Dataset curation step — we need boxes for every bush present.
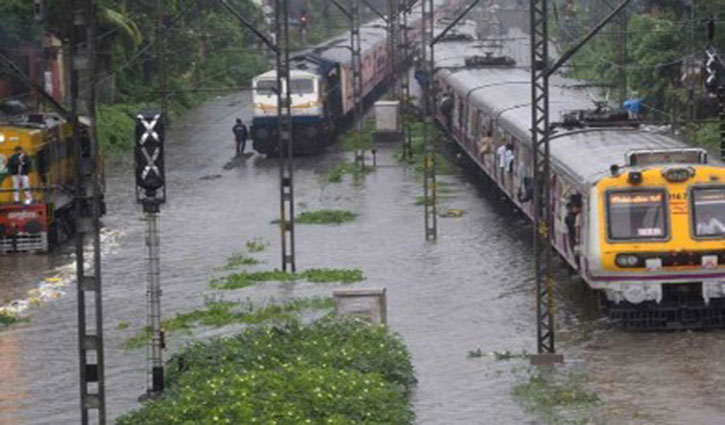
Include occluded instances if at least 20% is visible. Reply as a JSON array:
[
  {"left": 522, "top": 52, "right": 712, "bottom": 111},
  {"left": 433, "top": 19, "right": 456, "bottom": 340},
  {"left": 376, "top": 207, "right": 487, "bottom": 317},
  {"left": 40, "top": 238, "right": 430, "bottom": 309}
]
[{"left": 118, "top": 319, "right": 416, "bottom": 425}]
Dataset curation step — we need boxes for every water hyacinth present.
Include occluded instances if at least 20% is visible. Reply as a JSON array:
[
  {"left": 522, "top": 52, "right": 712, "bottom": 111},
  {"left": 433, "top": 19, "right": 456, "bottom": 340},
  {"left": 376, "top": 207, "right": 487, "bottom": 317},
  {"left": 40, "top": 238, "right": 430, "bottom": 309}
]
[{"left": 118, "top": 318, "right": 416, "bottom": 425}]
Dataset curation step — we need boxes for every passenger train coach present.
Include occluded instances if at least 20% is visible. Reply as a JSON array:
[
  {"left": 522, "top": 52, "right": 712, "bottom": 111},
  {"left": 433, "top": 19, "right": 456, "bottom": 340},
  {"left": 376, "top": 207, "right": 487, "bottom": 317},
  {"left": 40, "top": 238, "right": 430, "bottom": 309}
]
[
  {"left": 427, "top": 21, "right": 725, "bottom": 328},
  {"left": 250, "top": 0, "right": 463, "bottom": 155}
]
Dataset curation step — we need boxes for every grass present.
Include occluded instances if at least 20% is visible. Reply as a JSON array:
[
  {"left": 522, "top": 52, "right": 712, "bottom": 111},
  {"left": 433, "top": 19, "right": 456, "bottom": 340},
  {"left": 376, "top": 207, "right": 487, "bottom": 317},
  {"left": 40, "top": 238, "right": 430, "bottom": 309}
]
[
  {"left": 212, "top": 268, "right": 365, "bottom": 290},
  {"left": 513, "top": 371, "right": 600, "bottom": 424},
  {"left": 296, "top": 209, "right": 357, "bottom": 224},
  {"left": 326, "top": 160, "right": 375, "bottom": 183},
  {"left": 212, "top": 270, "right": 295, "bottom": 289},
  {"left": 299, "top": 268, "right": 365, "bottom": 283},
  {"left": 220, "top": 252, "right": 261, "bottom": 270},
  {"left": 117, "top": 321, "right": 129, "bottom": 330},
  {"left": 341, "top": 118, "right": 376, "bottom": 151},
  {"left": 123, "top": 297, "right": 335, "bottom": 349},
  {"left": 0, "top": 311, "right": 22, "bottom": 327},
  {"left": 245, "top": 237, "right": 268, "bottom": 252}
]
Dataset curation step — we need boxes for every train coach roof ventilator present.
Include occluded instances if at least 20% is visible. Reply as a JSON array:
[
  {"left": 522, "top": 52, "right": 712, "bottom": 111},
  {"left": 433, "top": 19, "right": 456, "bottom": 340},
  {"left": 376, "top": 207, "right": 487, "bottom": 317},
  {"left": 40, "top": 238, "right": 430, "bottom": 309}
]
[
  {"left": 463, "top": 53, "right": 516, "bottom": 68},
  {"left": 558, "top": 101, "right": 638, "bottom": 130}
]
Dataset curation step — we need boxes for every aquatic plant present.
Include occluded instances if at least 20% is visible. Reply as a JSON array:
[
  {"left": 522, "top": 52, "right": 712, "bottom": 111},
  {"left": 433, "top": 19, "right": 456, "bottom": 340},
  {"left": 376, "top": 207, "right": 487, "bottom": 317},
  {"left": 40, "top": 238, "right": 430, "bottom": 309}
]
[
  {"left": 245, "top": 237, "right": 269, "bottom": 252},
  {"left": 220, "top": 252, "right": 261, "bottom": 270},
  {"left": 326, "top": 160, "right": 374, "bottom": 183},
  {"left": 117, "top": 318, "right": 416, "bottom": 425},
  {"left": 123, "top": 297, "right": 334, "bottom": 350},
  {"left": 0, "top": 311, "right": 22, "bottom": 327},
  {"left": 296, "top": 209, "right": 357, "bottom": 224},
  {"left": 513, "top": 371, "right": 599, "bottom": 423},
  {"left": 212, "top": 268, "right": 365, "bottom": 290},
  {"left": 300, "top": 268, "right": 364, "bottom": 283}
]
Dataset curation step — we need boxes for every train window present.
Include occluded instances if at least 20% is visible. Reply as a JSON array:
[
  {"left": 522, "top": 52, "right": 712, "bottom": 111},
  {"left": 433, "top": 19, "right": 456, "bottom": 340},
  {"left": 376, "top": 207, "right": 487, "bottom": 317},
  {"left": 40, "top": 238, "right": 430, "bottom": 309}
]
[
  {"left": 290, "top": 79, "right": 315, "bottom": 94},
  {"left": 692, "top": 187, "right": 725, "bottom": 238},
  {"left": 255, "top": 80, "right": 277, "bottom": 95},
  {"left": 606, "top": 189, "right": 668, "bottom": 241}
]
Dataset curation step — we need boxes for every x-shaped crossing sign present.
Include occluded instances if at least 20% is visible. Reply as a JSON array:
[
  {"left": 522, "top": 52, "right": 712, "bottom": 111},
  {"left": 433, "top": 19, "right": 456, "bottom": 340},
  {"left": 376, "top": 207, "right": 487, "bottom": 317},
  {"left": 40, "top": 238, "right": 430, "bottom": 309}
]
[{"left": 136, "top": 113, "right": 164, "bottom": 193}]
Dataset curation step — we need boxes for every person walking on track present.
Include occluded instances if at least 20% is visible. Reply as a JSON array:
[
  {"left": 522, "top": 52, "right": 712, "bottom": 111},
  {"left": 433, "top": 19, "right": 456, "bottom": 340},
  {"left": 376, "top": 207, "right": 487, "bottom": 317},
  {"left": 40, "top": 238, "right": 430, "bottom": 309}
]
[
  {"left": 7, "top": 146, "right": 32, "bottom": 204},
  {"left": 232, "top": 118, "right": 248, "bottom": 157}
]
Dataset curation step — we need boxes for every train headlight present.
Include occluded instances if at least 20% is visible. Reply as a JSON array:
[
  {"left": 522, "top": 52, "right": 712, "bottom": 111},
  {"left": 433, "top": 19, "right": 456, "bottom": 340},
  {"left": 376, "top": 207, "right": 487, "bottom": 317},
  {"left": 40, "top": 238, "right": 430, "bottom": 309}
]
[
  {"left": 662, "top": 167, "right": 694, "bottom": 183},
  {"left": 615, "top": 254, "right": 640, "bottom": 268},
  {"left": 0, "top": 133, "right": 5, "bottom": 143}
]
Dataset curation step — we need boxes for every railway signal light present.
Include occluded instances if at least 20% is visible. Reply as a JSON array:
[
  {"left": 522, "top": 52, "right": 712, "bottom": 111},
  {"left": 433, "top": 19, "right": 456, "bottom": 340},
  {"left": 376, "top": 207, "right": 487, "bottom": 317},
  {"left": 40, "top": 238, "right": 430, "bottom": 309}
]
[{"left": 135, "top": 111, "right": 166, "bottom": 204}]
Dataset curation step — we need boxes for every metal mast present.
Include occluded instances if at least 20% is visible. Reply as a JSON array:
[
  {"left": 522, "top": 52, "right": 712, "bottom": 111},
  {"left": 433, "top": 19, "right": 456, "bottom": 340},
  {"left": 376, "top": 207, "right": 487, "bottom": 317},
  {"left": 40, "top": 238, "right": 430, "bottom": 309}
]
[
  {"left": 422, "top": 0, "right": 437, "bottom": 240},
  {"left": 71, "top": 0, "right": 106, "bottom": 421},
  {"left": 400, "top": 0, "right": 413, "bottom": 160},
  {"left": 276, "top": 0, "right": 296, "bottom": 272},
  {"left": 528, "top": 0, "right": 631, "bottom": 363},
  {"left": 529, "top": 0, "right": 556, "bottom": 358},
  {"left": 352, "top": 0, "right": 365, "bottom": 168}
]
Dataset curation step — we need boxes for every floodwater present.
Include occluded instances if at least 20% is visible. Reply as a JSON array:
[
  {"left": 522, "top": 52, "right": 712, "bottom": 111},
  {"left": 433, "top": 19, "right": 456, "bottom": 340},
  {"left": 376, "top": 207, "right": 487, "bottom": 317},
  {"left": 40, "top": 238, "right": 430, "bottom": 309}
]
[{"left": 1, "top": 91, "right": 725, "bottom": 425}]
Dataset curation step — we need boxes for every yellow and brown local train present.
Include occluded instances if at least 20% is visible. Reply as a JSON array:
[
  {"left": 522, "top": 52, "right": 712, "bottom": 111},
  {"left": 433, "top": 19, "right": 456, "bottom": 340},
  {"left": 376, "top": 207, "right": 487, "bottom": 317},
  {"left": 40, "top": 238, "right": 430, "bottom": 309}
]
[{"left": 0, "top": 112, "right": 93, "bottom": 253}]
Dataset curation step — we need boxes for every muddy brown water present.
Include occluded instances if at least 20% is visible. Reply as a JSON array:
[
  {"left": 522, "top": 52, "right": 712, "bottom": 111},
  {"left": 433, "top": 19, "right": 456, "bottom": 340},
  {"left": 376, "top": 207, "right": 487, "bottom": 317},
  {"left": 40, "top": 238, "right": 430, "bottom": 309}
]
[{"left": 1, "top": 93, "right": 725, "bottom": 425}]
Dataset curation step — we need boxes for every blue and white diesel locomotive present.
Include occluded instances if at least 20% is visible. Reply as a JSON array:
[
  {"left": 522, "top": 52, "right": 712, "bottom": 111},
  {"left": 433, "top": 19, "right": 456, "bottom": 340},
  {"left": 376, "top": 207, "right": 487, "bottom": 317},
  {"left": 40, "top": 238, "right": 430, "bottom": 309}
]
[{"left": 250, "top": 0, "right": 464, "bottom": 155}]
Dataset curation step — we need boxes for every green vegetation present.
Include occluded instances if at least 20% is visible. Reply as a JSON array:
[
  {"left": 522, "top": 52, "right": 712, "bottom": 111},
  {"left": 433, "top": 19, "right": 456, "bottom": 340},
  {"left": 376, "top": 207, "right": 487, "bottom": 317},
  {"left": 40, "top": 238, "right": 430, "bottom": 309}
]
[
  {"left": 4, "top": 1, "right": 267, "bottom": 157},
  {"left": 513, "top": 371, "right": 599, "bottom": 424},
  {"left": 212, "top": 270, "right": 296, "bottom": 289},
  {"left": 245, "top": 237, "right": 268, "bottom": 253},
  {"left": 124, "top": 297, "right": 335, "bottom": 349},
  {"left": 118, "top": 318, "right": 416, "bottom": 425},
  {"left": 220, "top": 252, "right": 261, "bottom": 270},
  {"left": 558, "top": 0, "right": 725, "bottom": 151},
  {"left": 341, "top": 118, "right": 376, "bottom": 151},
  {"left": 300, "top": 268, "right": 365, "bottom": 283},
  {"left": 0, "top": 311, "right": 22, "bottom": 327},
  {"left": 325, "top": 160, "right": 375, "bottom": 183},
  {"left": 117, "top": 321, "right": 129, "bottom": 330},
  {"left": 296, "top": 209, "right": 357, "bottom": 224},
  {"left": 212, "top": 268, "right": 365, "bottom": 290}
]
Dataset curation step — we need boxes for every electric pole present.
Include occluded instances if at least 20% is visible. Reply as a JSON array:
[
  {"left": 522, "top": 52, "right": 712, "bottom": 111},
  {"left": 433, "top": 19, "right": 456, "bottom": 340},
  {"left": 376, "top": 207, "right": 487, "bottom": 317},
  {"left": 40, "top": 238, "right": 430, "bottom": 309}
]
[
  {"left": 70, "top": 0, "right": 107, "bottom": 421},
  {"left": 217, "top": 0, "right": 296, "bottom": 271},
  {"left": 529, "top": 0, "right": 631, "bottom": 364},
  {"left": 352, "top": 0, "right": 365, "bottom": 169},
  {"left": 275, "top": 0, "right": 296, "bottom": 272},
  {"left": 421, "top": 0, "right": 437, "bottom": 241}
]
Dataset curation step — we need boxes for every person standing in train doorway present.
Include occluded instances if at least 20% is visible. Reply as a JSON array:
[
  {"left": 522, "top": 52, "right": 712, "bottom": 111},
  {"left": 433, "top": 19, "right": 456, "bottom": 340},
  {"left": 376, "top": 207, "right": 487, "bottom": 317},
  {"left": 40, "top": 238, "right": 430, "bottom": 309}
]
[
  {"left": 7, "top": 146, "right": 32, "bottom": 205},
  {"left": 496, "top": 143, "right": 507, "bottom": 184},
  {"left": 232, "top": 118, "right": 248, "bottom": 157}
]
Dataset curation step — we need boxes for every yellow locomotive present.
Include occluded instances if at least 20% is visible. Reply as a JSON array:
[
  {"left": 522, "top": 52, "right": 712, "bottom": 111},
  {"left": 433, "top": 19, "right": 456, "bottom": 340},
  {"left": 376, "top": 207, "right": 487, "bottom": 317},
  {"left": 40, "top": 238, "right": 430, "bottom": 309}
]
[{"left": 0, "top": 112, "right": 87, "bottom": 253}]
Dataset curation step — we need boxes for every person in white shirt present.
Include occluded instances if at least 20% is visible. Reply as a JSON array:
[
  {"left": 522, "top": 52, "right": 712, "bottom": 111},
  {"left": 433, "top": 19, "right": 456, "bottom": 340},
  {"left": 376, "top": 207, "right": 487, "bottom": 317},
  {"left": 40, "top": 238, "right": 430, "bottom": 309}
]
[{"left": 496, "top": 143, "right": 506, "bottom": 182}]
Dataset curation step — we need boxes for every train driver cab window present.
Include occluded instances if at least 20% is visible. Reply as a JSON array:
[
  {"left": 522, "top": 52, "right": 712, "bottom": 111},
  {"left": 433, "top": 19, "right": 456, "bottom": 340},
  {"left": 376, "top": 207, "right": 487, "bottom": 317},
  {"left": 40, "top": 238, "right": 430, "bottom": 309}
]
[
  {"left": 692, "top": 187, "right": 725, "bottom": 237},
  {"left": 255, "top": 80, "right": 277, "bottom": 95},
  {"left": 607, "top": 190, "right": 668, "bottom": 240},
  {"left": 290, "top": 79, "right": 315, "bottom": 95}
]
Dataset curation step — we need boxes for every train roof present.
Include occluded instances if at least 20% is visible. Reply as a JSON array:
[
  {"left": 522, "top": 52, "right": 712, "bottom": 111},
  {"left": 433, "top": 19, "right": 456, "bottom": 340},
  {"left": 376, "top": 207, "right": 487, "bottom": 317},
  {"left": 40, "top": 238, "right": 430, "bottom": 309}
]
[{"left": 433, "top": 22, "right": 697, "bottom": 186}]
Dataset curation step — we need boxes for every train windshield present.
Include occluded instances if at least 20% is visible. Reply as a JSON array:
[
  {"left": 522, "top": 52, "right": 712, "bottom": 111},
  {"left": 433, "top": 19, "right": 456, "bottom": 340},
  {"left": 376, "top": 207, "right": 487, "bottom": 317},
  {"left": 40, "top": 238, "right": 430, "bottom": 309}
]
[
  {"left": 692, "top": 187, "right": 725, "bottom": 237},
  {"left": 255, "top": 80, "right": 277, "bottom": 95},
  {"left": 290, "top": 78, "right": 314, "bottom": 94},
  {"left": 607, "top": 190, "right": 668, "bottom": 240}
]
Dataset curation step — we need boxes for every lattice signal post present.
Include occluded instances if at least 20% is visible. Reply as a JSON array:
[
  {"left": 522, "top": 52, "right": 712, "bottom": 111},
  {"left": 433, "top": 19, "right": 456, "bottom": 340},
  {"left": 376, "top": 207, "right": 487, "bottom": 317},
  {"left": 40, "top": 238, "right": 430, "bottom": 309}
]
[
  {"left": 704, "top": 15, "right": 725, "bottom": 163},
  {"left": 134, "top": 111, "right": 166, "bottom": 398},
  {"left": 70, "top": 0, "right": 106, "bottom": 422}
]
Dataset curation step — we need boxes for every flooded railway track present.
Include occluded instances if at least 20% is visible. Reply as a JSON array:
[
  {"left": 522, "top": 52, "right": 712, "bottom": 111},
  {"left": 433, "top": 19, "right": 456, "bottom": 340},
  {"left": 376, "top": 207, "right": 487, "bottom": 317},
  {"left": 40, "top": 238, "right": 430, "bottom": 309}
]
[{"left": 1, "top": 94, "right": 725, "bottom": 425}]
